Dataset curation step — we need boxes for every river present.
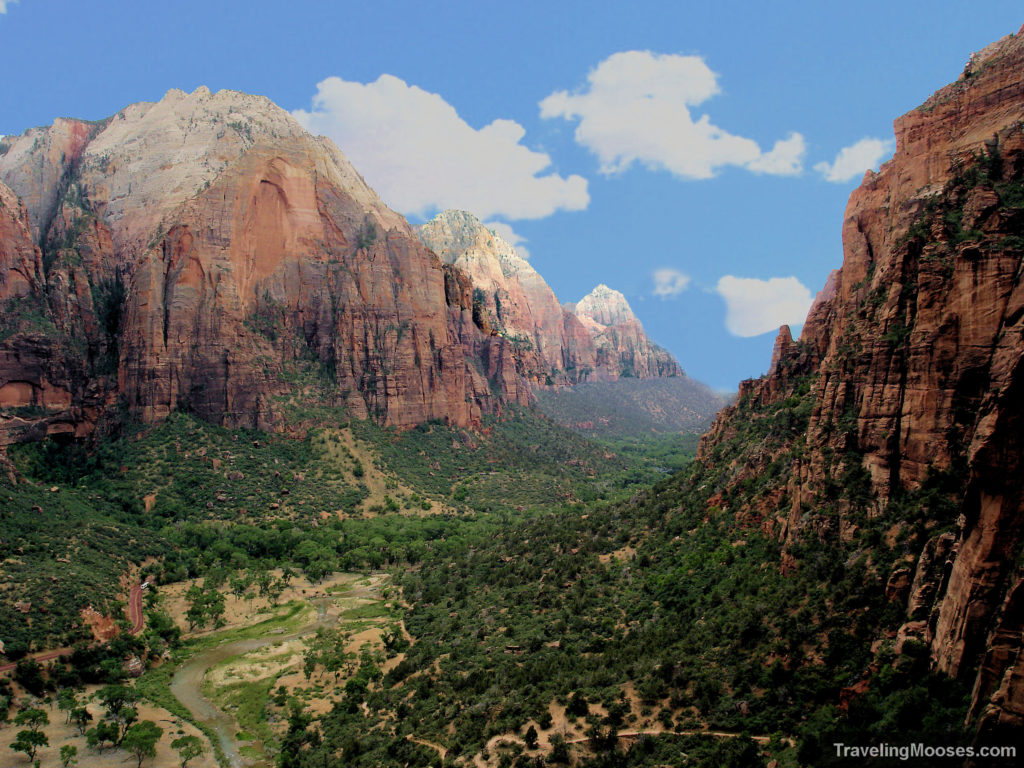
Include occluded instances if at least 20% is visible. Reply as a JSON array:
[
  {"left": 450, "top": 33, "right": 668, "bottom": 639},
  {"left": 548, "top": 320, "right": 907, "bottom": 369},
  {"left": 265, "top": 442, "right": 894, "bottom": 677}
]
[{"left": 169, "top": 597, "right": 337, "bottom": 768}]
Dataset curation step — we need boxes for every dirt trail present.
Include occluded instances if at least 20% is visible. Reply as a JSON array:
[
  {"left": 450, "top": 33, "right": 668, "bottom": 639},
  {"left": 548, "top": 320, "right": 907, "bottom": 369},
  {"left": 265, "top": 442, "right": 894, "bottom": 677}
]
[
  {"left": 0, "top": 582, "right": 144, "bottom": 674},
  {"left": 476, "top": 726, "right": 792, "bottom": 766},
  {"left": 406, "top": 733, "right": 448, "bottom": 760},
  {"left": 565, "top": 727, "right": 793, "bottom": 746}
]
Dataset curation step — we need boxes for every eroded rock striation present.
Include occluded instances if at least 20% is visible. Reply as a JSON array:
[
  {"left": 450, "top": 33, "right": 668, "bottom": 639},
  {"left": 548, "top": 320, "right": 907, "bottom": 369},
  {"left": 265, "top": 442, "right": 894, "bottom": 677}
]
[
  {"left": 417, "top": 210, "right": 681, "bottom": 384},
  {"left": 0, "top": 88, "right": 530, "bottom": 439},
  {"left": 697, "top": 25, "right": 1024, "bottom": 739}
]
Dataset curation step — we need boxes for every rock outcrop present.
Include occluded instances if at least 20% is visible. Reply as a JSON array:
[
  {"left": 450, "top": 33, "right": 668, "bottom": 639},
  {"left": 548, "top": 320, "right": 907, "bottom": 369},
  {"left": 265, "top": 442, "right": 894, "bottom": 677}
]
[
  {"left": 417, "top": 211, "right": 681, "bottom": 384},
  {"left": 567, "top": 284, "right": 681, "bottom": 380},
  {"left": 0, "top": 88, "right": 530, "bottom": 438},
  {"left": 697, "top": 25, "right": 1024, "bottom": 740}
]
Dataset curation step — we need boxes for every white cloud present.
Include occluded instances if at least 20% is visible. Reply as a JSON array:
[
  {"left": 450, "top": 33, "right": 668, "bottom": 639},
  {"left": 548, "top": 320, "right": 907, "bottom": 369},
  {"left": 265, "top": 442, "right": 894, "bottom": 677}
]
[
  {"left": 293, "top": 75, "right": 589, "bottom": 221},
  {"left": 485, "top": 220, "right": 530, "bottom": 260},
  {"left": 539, "top": 51, "right": 805, "bottom": 179},
  {"left": 716, "top": 275, "right": 813, "bottom": 337},
  {"left": 814, "top": 137, "right": 895, "bottom": 183},
  {"left": 747, "top": 133, "right": 806, "bottom": 175},
  {"left": 652, "top": 268, "right": 691, "bottom": 298}
]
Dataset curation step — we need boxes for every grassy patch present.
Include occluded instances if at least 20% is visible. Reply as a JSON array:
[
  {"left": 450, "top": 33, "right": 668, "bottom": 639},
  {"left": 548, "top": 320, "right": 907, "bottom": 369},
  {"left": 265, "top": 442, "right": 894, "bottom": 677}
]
[
  {"left": 340, "top": 602, "right": 391, "bottom": 620},
  {"left": 135, "top": 663, "right": 229, "bottom": 768}
]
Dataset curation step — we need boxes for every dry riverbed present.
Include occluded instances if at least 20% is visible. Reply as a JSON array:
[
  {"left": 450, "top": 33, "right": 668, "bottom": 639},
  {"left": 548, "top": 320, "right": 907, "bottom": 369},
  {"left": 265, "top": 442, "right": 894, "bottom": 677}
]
[{"left": 1, "top": 571, "right": 397, "bottom": 768}]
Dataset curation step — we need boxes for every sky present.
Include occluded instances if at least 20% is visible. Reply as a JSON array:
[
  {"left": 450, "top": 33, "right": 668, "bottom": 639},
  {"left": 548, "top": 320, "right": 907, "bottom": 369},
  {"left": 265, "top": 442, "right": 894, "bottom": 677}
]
[{"left": 1, "top": 1, "right": 1021, "bottom": 391}]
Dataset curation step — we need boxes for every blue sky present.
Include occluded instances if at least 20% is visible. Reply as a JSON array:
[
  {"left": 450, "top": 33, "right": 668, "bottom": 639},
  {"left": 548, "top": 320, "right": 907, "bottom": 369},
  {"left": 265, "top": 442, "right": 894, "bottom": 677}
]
[{"left": 1, "top": 1, "right": 1021, "bottom": 390}]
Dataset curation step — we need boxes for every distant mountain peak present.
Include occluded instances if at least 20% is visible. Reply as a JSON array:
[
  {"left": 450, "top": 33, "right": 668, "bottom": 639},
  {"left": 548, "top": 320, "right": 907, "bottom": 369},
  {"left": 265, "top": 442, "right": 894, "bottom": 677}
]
[
  {"left": 574, "top": 284, "right": 637, "bottom": 327},
  {"left": 417, "top": 210, "right": 527, "bottom": 274},
  {"left": 417, "top": 209, "right": 680, "bottom": 383}
]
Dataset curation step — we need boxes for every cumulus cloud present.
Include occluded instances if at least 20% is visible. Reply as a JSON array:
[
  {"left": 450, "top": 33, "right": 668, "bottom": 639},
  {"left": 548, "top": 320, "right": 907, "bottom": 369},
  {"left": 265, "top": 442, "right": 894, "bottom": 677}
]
[
  {"left": 539, "top": 51, "right": 805, "bottom": 179},
  {"left": 814, "top": 137, "right": 895, "bottom": 182},
  {"left": 747, "top": 133, "right": 806, "bottom": 175},
  {"left": 652, "top": 268, "right": 691, "bottom": 298},
  {"left": 485, "top": 220, "right": 530, "bottom": 260},
  {"left": 0, "top": 1, "right": 16, "bottom": 13},
  {"left": 293, "top": 75, "right": 589, "bottom": 221},
  {"left": 716, "top": 275, "right": 814, "bottom": 337}
]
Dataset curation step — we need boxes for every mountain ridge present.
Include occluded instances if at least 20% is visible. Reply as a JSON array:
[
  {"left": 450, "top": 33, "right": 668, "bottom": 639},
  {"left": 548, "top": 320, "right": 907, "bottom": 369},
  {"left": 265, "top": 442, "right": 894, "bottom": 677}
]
[
  {"left": 698, "top": 22, "right": 1024, "bottom": 741},
  {"left": 0, "top": 87, "right": 531, "bottom": 439},
  {"left": 417, "top": 209, "right": 682, "bottom": 385}
]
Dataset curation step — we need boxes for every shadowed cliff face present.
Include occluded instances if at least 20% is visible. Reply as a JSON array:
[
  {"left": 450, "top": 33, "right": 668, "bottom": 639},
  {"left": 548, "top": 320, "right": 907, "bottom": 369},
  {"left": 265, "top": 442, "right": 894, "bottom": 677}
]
[
  {"left": 697, "top": 25, "right": 1024, "bottom": 739},
  {"left": 0, "top": 87, "right": 530, "bottom": 438},
  {"left": 418, "top": 211, "right": 682, "bottom": 384}
]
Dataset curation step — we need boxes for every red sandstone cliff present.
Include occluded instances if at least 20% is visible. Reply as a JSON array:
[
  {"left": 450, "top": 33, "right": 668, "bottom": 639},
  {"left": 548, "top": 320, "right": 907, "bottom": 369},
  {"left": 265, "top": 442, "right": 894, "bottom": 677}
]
[
  {"left": 697, "top": 25, "right": 1024, "bottom": 739},
  {"left": 0, "top": 88, "right": 530, "bottom": 438},
  {"left": 418, "top": 211, "right": 681, "bottom": 384}
]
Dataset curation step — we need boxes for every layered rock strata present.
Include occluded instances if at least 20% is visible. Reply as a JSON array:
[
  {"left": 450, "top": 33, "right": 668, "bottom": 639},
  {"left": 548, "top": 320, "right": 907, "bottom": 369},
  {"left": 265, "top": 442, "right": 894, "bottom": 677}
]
[
  {"left": 417, "top": 210, "right": 680, "bottom": 384},
  {"left": 0, "top": 88, "right": 530, "bottom": 439},
  {"left": 697, "top": 25, "right": 1024, "bottom": 739}
]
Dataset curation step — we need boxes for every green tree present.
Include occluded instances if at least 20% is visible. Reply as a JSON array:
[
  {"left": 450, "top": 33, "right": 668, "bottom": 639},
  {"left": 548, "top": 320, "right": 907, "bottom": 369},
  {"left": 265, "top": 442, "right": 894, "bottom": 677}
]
[
  {"left": 121, "top": 720, "right": 163, "bottom": 768},
  {"left": 98, "top": 684, "right": 138, "bottom": 743},
  {"left": 524, "top": 724, "right": 538, "bottom": 749},
  {"left": 184, "top": 584, "right": 208, "bottom": 630},
  {"left": 171, "top": 735, "right": 204, "bottom": 768},
  {"left": 13, "top": 660, "right": 46, "bottom": 698},
  {"left": 253, "top": 567, "right": 273, "bottom": 597},
  {"left": 549, "top": 734, "right": 570, "bottom": 764},
  {"left": 267, "top": 577, "right": 287, "bottom": 606},
  {"left": 86, "top": 720, "right": 119, "bottom": 751},
  {"left": 70, "top": 706, "right": 93, "bottom": 735},
  {"left": 57, "top": 688, "right": 78, "bottom": 723},
  {"left": 11, "top": 707, "right": 49, "bottom": 761},
  {"left": 14, "top": 707, "right": 48, "bottom": 731},
  {"left": 98, "top": 684, "right": 137, "bottom": 720},
  {"left": 10, "top": 729, "right": 47, "bottom": 762},
  {"left": 279, "top": 703, "right": 319, "bottom": 768},
  {"left": 206, "top": 589, "right": 226, "bottom": 628},
  {"left": 60, "top": 744, "right": 79, "bottom": 767},
  {"left": 184, "top": 583, "right": 226, "bottom": 630},
  {"left": 229, "top": 574, "right": 250, "bottom": 601}
]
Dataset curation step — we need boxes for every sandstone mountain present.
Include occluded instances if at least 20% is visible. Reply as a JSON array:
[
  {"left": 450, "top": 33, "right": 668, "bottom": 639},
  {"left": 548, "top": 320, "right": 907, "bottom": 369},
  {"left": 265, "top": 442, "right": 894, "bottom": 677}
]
[
  {"left": 417, "top": 210, "right": 681, "bottom": 384},
  {"left": 0, "top": 87, "right": 532, "bottom": 442},
  {"left": 565, "top": 284, "right": 681, "bottom": 380},
  {"left": 698, "top": 25, "right": 1024, "bottom": 740}
]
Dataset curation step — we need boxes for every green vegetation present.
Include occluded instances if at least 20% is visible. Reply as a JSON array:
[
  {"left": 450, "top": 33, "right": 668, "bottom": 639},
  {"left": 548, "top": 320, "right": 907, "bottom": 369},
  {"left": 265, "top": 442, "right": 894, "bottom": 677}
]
[
  {"left": 121, "top": 720, "right": 163, "bottom": 768},
  {"left": 0, "top": 476, "right": 164, "bottom": 653},
  {"left": 0, "top": 295, "right": 57, "bottom": 343},
  {"left": 171, "top": 735, "right": 205, "bottom": 768},
  {"left": 10, "top": 707, "right": 49, "bottom": 762},
  {"left": 353, "top": 405, "right": 664, "bottom": 512}
]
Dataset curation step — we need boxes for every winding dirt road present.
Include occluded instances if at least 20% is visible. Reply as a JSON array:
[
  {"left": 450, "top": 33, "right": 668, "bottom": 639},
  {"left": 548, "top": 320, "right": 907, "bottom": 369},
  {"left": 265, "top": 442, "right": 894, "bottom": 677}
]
[{"left": 0, "top": 583, "right": 144, "bottom": 674}]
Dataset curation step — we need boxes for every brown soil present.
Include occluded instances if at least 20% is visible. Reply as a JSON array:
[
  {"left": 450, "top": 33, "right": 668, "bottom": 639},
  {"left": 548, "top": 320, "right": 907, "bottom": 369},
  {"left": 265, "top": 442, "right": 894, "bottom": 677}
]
[
  {"left": 0, "top": 689, "right": 217, "bottom": 768},
  {"left": 79, "top": 605, "right": 119, "bottom": 642}
]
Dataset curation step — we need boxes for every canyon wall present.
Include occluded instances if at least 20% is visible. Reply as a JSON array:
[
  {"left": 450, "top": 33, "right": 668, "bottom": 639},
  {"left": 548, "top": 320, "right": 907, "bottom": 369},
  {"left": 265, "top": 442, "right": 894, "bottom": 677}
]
[
  {"left": 0, "top": 88, "right": 531, "bottom": 439},
  {"left": 697, "top": 25, "right": 1024, "bottom": 739}
]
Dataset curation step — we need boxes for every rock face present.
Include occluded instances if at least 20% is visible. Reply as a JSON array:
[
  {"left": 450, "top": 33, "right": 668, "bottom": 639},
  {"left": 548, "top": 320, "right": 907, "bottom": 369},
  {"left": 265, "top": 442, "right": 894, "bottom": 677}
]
[
  {"left": 0, "top": 87, "right": 530, "bottom": 438},
  {"left": 571, "top": 283, "right": 636, "bottom": 327},
  {"left": 567, "top": 284, "right": 681, "bottom": 380},
  {"left": 417, "top": 211, "right": 681, "bottom": 384},
  {"left": 697, "top": 25, "right": 1024, "bottom": 739}
]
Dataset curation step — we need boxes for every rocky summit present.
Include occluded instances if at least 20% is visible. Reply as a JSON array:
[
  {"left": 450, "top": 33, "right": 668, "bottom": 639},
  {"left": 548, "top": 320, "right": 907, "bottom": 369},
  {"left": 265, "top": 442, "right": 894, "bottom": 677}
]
[
  {"left": 0, "top": 87, "right": 535, "bottom": 442},
  {"left": 418, "top": 210, "right": 681, "bottom": 385},
  {"left": 698, "top": 26, "right": 1024, "bottom": 740}
]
